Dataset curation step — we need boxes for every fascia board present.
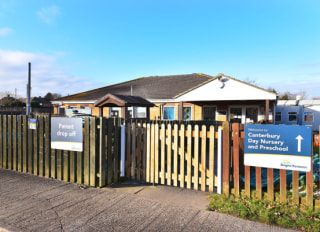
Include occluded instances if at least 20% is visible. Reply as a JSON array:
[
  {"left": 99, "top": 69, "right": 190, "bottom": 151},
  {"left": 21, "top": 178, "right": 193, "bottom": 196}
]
[{"left": 51, "top": 100, "right": 96, "bottom": 105}]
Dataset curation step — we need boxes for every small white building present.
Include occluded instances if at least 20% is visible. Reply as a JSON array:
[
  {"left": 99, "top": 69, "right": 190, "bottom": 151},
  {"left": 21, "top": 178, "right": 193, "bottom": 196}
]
[{"left": 275, "top": 99, "right": 320, "bottom": 130}]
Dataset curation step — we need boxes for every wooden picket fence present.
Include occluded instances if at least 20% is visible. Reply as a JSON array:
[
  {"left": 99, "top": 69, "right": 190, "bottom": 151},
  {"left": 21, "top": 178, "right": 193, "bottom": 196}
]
[
  {"left": 125, "top": 121, "right": 221, "bottom": 192},
  {"left": 226, "top": 122, "right": 320, "bottom": 208},
  {"left": 125, "top": 120, "right": 320, "bottom": 209},
  {"left": 0, "top": 114, "right": 121, "bottom": 187}
]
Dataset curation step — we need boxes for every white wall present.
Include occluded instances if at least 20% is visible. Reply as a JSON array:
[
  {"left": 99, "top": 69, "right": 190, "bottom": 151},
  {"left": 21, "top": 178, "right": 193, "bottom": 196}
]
[{"left": 177, "top": 76, "right": 277, "bottom": 102}]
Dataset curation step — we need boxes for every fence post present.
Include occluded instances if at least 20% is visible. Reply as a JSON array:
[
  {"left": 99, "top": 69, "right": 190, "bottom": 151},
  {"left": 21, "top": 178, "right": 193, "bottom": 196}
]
[
  {"left": 113, "top": 118, "right": 121, "bottom": 183},
  {"left": 126, "top": 123, "right": 132, "bottom": 179},
  {"left": 12, "top": 115, "right": 17, "bottom": 171},
  {"left": 106, "top": 118, "right": 114, "bottom": 184},
  {"left": 180, "top": 124, "right": 185, "bottom": 188},
  {"left": 222, "top": 121, "right": 230, "bottom": 196},
  {"left": 120, "top": 124, "right": 125, "bottom": 177},
  {"left": 306, "top": 151, "right": 313, "bottom": 207},
  {"left": 39, "top": 116, "right": 44, "bottom": 176},
  {"left": 0, "top": 115, "right": 3, "bottom": 168},
  {"left": 167, "top": 124, "right": 172, "bottom": 186},
  {"left": 99, "top": 117, "right": 106, "bottom": 187},
  {"left": 45, "top": 115, "right": 51, "bottom": 178},
  {"left": 17, "top": 116, "right": 22, "bottom": 171},
  {"left": 22, "top": 115, "right": 27, "bottom": 172},
  {"left": 173, "top": 124, "right": 178, "bottom": 187},
  {"left": 33, "top": 116, "right": 38, "bottom": 175},
  {"left": 84, "top": 117, "right": 90, "bottom": 185},
  {"left": 187, "top": 124, "right": 192, "bottom": 189},
  {"left": 201, "top": 125, "right": 206, "bottom": 191},
  {"left": 209, "top": 125, "right": 215, "bottom": 193},
  {"left": 217, "top": 126, "right": 223, "bottom": 194},
  {"left": 280, "top": 169, "right": 287, "bottom": 203},
  {"left": 3, "top": 115, "right": 7, "bottom": 169},
  {"left": 160, "top": 123, "right": 166, "bottom": 184},
  {"left": 150, "top": 123, "right": 155, "bottom": 184},
  {"left": 154, "top": 123, "right": 159, "bottom": 184},
  {"left": 233, "top": 123, "right": 240, "bottom": 196},
  {"left": 194, "top": 125, "right": 199, "bottom": 191},
  {"left": 131, "top": 122, "right": 137, "bottom": 179},
  {"left": 8, "top": 115, "right": 12, "bottom": 170},
  {"left": 90, "top": 117, "right": 97, "bottom": 187}
]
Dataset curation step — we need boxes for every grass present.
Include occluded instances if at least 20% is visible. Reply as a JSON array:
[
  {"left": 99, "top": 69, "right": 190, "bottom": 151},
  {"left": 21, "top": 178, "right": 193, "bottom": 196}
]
[{"left": 209, "top": 194, "right": 320, "bottom": 232}]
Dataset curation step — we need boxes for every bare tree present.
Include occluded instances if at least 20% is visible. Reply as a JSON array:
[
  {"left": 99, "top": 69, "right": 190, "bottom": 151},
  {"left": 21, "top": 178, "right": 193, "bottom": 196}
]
[{"left": 279, "top": 90, "right": 308, "bottom": 100}]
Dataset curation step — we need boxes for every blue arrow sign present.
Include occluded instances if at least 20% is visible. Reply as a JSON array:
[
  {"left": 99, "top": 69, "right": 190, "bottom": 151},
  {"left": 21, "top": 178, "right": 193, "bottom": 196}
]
[{"left": 244, "top": 124, "right": 312, "bottom": 171}]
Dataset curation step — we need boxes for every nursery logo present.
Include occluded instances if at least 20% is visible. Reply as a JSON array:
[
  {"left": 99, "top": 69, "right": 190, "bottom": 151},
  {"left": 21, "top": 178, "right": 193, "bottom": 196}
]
[{"left": 280, "top": 159, "right": 292, "bottom": 168}]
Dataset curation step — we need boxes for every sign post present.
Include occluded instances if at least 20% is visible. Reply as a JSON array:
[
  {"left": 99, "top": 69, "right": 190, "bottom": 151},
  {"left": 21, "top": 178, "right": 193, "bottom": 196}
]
[{"left": 244, "top": 124, "right": 312, "bottom": 172}]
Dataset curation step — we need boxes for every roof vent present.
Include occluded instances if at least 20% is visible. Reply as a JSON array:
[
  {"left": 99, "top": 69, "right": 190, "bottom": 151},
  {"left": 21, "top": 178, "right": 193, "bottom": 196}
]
[{"left": 218, "top": 76, "right": 225, "bottom": 88}]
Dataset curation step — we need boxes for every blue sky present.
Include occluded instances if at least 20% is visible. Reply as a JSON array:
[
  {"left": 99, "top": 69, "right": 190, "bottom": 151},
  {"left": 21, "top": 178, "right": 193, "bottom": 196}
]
[{"left": 0, "top": 0, "right": 319, "bottom": 99}]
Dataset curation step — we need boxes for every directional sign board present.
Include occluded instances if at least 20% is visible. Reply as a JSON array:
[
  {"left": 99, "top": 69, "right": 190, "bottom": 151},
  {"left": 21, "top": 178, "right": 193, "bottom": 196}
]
[{"left": 244, "top": 124, "right": 312, "bottom": 171}]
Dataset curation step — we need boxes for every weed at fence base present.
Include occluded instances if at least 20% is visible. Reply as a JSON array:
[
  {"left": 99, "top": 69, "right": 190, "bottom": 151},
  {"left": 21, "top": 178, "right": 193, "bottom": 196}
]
[{"left": 209, "top": 194, "right": 320, "bottom": 232}]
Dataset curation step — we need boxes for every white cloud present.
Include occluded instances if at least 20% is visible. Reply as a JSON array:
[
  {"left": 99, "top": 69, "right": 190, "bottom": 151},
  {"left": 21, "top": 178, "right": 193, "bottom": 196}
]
[
  {"left": 0, "top": 27, "right": 13, "bottom": 36},
  {"left": 37, "top": 6, "right": 60, "bottom": 24},
  {"left": 0, "top": 49, "right": 101, "bottom": 98}
]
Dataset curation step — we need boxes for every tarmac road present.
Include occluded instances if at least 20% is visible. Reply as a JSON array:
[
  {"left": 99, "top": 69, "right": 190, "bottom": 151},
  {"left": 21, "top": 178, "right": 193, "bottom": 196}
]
[{"left": 0, "top": 168, "right": 297, "bottom": 232}]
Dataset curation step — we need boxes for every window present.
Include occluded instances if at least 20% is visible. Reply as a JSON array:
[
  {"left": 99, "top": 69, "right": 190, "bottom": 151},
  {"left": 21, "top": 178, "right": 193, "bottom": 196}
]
[
  {"left": 182, "top": 106, "right": 191, "bottom": 120},
  {"left": 136, "top": 107, "right": 147, "bottom": 118},
  {"left": 275, "top": 112, "right": 282, "bottom": 122},
  {"left": 246, "top": 107, "right": 258, "bottom": 123},
  {"left": 304, "top": 112, "right": 313, "bottom": 122},
  {"left": 110, "top": 107, "right": 120, "bottom": 117},
  {"left": 203, "top": 106, "right": 216, "bottom": 121},
  {"left": 230, "top": 108, "right": 242, "bottom": 123},
  {"left": 163, "top": 106, "right": 175, "bottom": 120},
  {"left": 288, "top": 112, "right": 297, "bottom": 122},
  {"left": 58, "top": 106, "right": 65, "bottom": 116}
]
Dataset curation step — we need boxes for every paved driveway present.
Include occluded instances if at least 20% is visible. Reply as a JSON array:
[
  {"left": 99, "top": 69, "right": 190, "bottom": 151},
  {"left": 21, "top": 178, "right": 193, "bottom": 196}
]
[{"left": 0, "top": 169, "right": 297, "bottom": 232}]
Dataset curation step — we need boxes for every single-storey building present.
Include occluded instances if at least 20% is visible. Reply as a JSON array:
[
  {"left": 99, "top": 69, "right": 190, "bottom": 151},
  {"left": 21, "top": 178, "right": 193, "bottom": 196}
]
[
  {"left": 52, "top": 73, "right": 277, "bottom": 123},
  {"left": 275, "top": 98, "right": 320, "bottom": 129}
]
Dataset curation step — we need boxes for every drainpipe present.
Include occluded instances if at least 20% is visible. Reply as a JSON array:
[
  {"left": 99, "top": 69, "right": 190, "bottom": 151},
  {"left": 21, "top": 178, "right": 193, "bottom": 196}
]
[
  {"left": 296, "top": 95, "right": 302, "bottom": 125},
  {"left": 274, "top": 96, "right": 278, "bottom": 125}
]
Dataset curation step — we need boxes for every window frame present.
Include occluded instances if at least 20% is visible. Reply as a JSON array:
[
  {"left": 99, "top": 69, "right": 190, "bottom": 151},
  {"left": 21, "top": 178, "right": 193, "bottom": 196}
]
[
  {"left": 181, "top": 105, "right": 192, "bottom": 121},
  {"left": 304, "top": 112, "right": 314, "bottom": 122},
  {"left": 288, "top": 112, "right": 298, "bottom": 122},
  {"left": 163, "top": 106, "right": 175, "bottom": 120},
  {"left": 275, "top": 112, "right": 282, "bottom": 122}
]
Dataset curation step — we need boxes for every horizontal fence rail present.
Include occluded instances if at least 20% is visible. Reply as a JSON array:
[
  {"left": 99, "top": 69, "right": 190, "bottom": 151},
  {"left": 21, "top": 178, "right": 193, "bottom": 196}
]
[{"left": 0, "top": 114, "right": 121, "bottom": 187}]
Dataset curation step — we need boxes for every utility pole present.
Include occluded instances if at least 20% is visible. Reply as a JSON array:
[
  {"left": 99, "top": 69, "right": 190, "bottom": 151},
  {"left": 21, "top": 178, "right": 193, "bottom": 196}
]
[{"left": 26, "top": 62, "right": 31, "bottom": 115}]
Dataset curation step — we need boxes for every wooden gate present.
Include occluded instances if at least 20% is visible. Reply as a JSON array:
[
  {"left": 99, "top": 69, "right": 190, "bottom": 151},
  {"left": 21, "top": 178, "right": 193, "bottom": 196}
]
[{"left": 125, "top": 121, "right": 222, "bottom": 193}]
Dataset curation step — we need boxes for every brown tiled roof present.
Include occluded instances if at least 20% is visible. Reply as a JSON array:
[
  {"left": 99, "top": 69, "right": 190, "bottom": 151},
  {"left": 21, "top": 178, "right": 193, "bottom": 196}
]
[
  {"left": 94, "top": 94, "right": 155, "bottom": 107},
  {"left": 57, "top": 73, "right": 214, "bottom": 101}
]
